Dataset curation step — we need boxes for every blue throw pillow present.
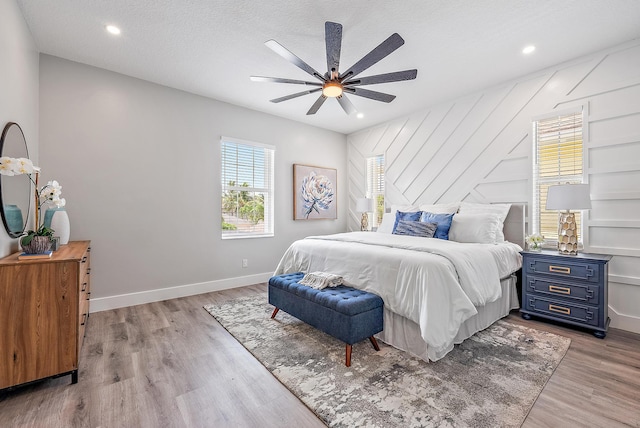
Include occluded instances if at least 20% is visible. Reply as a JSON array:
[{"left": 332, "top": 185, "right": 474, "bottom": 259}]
[
  {"left": 393, "top": 211, "right": 422, "bottom": 234},
  {"left": 393, "top": 220, "right": 438, "bottom": 238},
  {"left": 420, "top": 212, "right": 454, "bottom": 240}
]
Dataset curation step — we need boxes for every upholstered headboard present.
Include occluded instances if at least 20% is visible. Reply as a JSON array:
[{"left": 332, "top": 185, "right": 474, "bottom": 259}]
[{"left": 503, "top": 203, "right": 525, "bottom": 249}]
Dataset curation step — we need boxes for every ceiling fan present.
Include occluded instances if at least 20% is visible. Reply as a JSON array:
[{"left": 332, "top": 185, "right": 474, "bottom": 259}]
[{"left": 250, "top": 22, "right": 417, "bottom": 115}]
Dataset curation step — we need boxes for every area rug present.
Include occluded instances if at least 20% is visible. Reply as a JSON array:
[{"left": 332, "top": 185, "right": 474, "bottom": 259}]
[{"left": 204, "top": 294, "right": 570, "bottom": 427}]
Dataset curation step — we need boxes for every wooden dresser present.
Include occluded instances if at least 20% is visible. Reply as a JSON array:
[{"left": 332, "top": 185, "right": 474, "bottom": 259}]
[
  {"left": 520, "top": 249, "right": 611, "bottom": 338},
  {"left": 0, "top": 240, "right": 91, "bottom": 390}
]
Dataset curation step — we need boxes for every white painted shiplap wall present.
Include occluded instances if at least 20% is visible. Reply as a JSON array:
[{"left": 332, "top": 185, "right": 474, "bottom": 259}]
[{"left": 347, "top": 40, "right": 640, "bottom": 334}]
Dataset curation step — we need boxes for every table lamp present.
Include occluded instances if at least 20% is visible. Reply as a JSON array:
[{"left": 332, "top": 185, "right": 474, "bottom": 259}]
[
  {"left": 356, "top": 198, "right": 374, "bottom": 231},
  {"left": 545, "top": 183, "right": 591, "bottom": 255}
]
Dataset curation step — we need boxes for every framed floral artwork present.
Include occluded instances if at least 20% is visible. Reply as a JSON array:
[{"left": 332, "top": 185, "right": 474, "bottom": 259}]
[{"left": 293, "top": 164, "right": 337, "bottom": 220}]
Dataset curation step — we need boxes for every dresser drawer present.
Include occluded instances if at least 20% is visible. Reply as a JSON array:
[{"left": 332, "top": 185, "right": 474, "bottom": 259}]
[
  {"left": 78, "top": 295, "right": 89, "bottom": 352},
  {"left": 524, "top": 295, "right": 599, "bottom": 327},
  {"left": 525, "top": 276, "right": 600, "bottom": 305},
  {"left": 80, "top": 249, "right": 91, "bottom": 282},
  {"left": 525, "top": 257, "right": 600, "bottom": 282},
  {"left": 80, "top": 275, "right": 90, "bottom": 302}
]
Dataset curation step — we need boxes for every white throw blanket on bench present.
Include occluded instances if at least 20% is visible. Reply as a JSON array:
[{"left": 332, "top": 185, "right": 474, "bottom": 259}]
[{"left": 299, "top": 271, "right": 344, "bottom": 289}]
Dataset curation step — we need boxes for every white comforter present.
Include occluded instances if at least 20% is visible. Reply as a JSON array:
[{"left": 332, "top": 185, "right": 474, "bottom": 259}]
[{"left": 274, "top": 232, "right": 522, "bottom": 360}]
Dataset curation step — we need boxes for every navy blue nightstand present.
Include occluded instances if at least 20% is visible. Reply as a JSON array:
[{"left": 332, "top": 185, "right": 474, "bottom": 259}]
[{"left": 520, "top": 250, "right": 612, "bottom": 338}]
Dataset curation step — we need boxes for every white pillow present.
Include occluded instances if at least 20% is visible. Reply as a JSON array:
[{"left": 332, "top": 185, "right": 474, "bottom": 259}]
[
  {"left": 418, "top": 202, "right": 459, "bottom": 214},
  {"left": 449, "top": 213, "right": 501, "bottom": 244},
  {"left": 377, "top": 213, "right": 395, "bottom": 233},
  {"left": 459, "top": 202, "right": 511, "bottom": 242}
]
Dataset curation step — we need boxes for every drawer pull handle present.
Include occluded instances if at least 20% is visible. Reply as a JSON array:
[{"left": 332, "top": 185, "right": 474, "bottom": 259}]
[
  {"left": 82, "top": 256, "right": 87, "bottom": 263},
  {"left": 549, "top": 265, "right": 571, "bottom": 274},
  {"left": 81, "top": 282, "right": 88, "bottom": 292},
  {"left": 549, "top": 285, "right": 571, "bottom": 295},
  {"left": 81, "top": 313, "right": 87, "bottom": 326},
  {"left": 549, "top": 304, "right": 571, "bottom": 315}
]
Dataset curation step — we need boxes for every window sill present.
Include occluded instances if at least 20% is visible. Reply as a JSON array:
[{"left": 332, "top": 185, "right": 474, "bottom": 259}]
[{"left": 222, "top": 233, "right": 274, "bottom": 240}]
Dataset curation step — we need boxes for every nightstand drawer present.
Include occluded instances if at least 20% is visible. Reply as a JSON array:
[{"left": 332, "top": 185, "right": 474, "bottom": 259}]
[
  {"left": 525, "top": 295, "right": 599, "bottom": 327},
  {"left": 525, "top": 276, "right": 600, "bottom": 305},
  {"left": 526, "top": 258, "right": 600, "bottom": 282}
]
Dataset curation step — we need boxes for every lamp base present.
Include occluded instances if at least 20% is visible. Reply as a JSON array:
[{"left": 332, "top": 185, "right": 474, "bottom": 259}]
[
  {"left": 557, "top": 211, "right": 579, "bottom": 255},
  {"left": 360, "top": 212, "right": 369, "bottom": 231}
]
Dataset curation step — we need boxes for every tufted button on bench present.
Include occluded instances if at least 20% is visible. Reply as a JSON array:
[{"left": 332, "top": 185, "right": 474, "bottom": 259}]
[{"left": 268, "top": 272, "right": 384, "bottom": 367}]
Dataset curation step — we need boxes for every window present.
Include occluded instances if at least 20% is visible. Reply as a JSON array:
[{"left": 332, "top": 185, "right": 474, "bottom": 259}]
[
  {"left": 366, "top": 155, "right": 385, "bottom": 228},
  {"left": 221, "top": 137, "right": 274, "bottom": 239},
  {"left": 532, "top": 109, "right": 584, "bottom": 242}
]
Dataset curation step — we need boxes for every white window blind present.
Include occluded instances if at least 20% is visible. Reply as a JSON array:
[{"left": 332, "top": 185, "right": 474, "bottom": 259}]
[
  {"left": 366, "top": 155, "right": 385, "bottom": 228},
  {"left": 533, "top": 110, "right": 584, "bottom": 241},
  {"left": 221, "top": 138, "right": 274, "bottom": 238}
]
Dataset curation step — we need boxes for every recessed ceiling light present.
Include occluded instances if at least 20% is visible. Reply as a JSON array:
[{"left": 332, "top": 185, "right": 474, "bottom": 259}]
[
  {"left": 106, "top": 25, "right": 121, "bottom": 35},
  {"left": 356, "top": 113, "right": 364, "bottom": 119},
  {"left": 522, "top": 45, "right": 536, "bottom": 55}
]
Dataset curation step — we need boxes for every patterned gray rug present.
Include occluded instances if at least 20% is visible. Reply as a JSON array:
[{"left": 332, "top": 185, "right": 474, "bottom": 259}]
[{"left": 204, "top": 294, "right": 570, "bottom": 427}]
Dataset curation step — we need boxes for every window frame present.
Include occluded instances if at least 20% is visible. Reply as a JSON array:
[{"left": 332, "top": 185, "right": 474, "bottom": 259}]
[
  {"left": 531, "top": 107, "right": 587, "bottom": 245},
  {"left": 220, "top": 136, "right": 275, "bottom": 240},
  {"left": 365, "top": 154, "right": 385, "bottom": 229}
]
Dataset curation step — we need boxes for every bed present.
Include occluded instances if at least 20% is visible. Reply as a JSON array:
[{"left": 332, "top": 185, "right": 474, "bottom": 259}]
[{"left": 274, "top": 203, "right": 525, "bottom": 362}]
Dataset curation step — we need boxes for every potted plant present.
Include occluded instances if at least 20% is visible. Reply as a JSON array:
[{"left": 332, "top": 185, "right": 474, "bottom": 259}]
[
  {"left": 0, "top": 157, "right": 66, "bottom": 254},
  {"left": 525, "top": 233, "right": 545, "bottom": 252}
]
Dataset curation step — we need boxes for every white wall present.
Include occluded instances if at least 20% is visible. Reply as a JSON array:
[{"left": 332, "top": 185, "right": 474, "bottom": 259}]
[
  {"left": 348, "top": 40, "right": 640, "bottom": 333},
  {"left": 0, "top": 0, "right": 39, "bottom": 257},
  {"left": 38, "top": 55, "right": 347, "bottom": 310}
]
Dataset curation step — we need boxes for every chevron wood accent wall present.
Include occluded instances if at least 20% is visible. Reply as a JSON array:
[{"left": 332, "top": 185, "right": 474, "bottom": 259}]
[{"left": 347, "top": 40, "right": 640, "bottom": 333}]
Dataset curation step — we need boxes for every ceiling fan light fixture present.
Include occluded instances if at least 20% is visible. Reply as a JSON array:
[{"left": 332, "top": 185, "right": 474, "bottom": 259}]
[
  {"left": 255, "top": 21, "right": 417, "bottom": 115},
  {"left": 322, "top": 81, "right": 343, "bottom": 97}
]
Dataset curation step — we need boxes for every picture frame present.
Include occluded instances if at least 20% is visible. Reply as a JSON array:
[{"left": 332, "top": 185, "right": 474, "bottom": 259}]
[{"left": 293, "top": 164, "right": 337, "bottom": 220}]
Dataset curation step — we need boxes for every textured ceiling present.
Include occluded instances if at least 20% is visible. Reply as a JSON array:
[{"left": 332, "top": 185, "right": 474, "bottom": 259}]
[{"left": 16, "top": 0, "right": 640, "bottom": 134}]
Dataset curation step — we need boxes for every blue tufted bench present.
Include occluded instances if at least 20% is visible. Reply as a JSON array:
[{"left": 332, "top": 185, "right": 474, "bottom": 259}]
[{"left": 268, "top": 272, "right": 384, "bottom": 367}]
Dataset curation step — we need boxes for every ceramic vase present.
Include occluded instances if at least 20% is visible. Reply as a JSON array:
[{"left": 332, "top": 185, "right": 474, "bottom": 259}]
[
  {"left": 4, "top": 204, "right": 24, "bottom": 234},
  {"left": 45, "top": 208, "right": 70, "bottom": 245}
]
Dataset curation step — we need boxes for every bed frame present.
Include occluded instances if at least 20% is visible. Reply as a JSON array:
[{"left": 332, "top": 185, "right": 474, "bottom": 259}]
[{"left": 502, "top": 203, "right": 526, "bottom": 249}]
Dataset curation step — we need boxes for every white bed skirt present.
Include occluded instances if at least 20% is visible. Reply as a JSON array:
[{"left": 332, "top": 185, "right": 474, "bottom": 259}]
[{"left": 376, "top": 274, "right": 520, "bottom": 362}]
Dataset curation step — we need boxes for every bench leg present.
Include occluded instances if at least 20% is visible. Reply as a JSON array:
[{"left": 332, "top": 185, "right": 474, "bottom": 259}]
[
  {"left": 345, "top": 344, "right": 352, "bottom": 367},
  {"left": 369, "top": 336, "right": 380, "bottom": 351},
  {"left": 270, "top": 308, "right": 279, "bottom": 319}
]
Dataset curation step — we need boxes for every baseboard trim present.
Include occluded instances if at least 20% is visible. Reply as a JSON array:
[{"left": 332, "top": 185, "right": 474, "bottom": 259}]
[
  {"left": 90, "top": 272, "right": 272, "bottom": 313},
  {"left": 609, "top": 305, "right": 640, "bottom": 334}
]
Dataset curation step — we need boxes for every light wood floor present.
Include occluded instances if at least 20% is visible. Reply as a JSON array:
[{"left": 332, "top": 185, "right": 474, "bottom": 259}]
[{"left": 1, "top": 283, "right": 639, "bottom": 427}]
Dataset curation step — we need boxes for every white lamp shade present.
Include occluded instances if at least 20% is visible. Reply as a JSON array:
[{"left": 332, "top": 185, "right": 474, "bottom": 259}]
[
  {"left": 546, "top": 184, "right": 592, "bottom": 210},
  {"left": 356, "top": 198, "right": 374, "bottom": 212}
]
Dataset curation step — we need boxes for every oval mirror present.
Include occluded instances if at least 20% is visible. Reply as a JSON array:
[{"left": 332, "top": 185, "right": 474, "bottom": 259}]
[{"left": 0, "top": 122, "right": 32, "bottom": 238}]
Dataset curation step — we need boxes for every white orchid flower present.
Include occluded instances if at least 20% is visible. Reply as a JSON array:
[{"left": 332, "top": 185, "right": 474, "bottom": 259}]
[
  {"left": 14, "top": 158, "right": 39, "bottom": 174},
  {"left": 0, "top": 157, "right": 16, "bottom": 176},
  {"left": 54, "top": 198, "right": 66, "bottom": 208},
  {"left": 47, "top": 180, "right": 61, "bottom": 190}
]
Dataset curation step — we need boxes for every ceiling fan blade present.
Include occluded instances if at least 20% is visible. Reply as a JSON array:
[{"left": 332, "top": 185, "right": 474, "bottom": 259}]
[
  {"left": 344, "top": 87, "right": 396, "bottom": 103},
  {"left": 337, "top": 95, "right": 357, "bottom": 115},
  {"left": 250, "top": 76, "right": 322, "bottom": 86},
  {"left": 325, "top": 21, "right": 342, "bottom": 76},
  {"left": 265, "top": 40, "right": 326, "bottom": 82},
  {"left": 306, "top": 95, "right": 327, "bottom": 115},
  {"left": 343, "top": 69, "right": 417, "bottom": 86},
  {"left": 270, "top": 88, "right": 322, "bottom": 103},
  {"left": 340, "top": 33, "right": 405, "bottom": 81}
]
